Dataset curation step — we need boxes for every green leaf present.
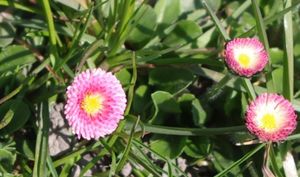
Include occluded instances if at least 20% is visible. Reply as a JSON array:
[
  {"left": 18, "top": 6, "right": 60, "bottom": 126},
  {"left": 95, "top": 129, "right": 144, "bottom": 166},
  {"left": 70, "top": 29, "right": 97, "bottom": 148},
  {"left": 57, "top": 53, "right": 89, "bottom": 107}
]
[
  {"left": 55, "top": 0, "right": 87, "bottom": 11},
  {"left": 0, "top": 149, "right": 15, "bottom": 172},
  {"left": 151, "top": 91, "right": 181, "bottom": 114},
  {"left": 154, "top": 0, "right": 180, "bottom": 25},
  {"left": 270, "top": 48, "right": 284, "bottom": 64},
  {"left": 0, "top": 45, "right": 35, "bottom": 73},
  {"left": 202, "top": 0, "right": 230, "bottom": 41},
  {"left": 0, "top": 22, "right": 15, "bottom": 48},
  {"left": 150, "top": 135, "right": 187, "bottom": 159},
  {"left": 0, "top": 99, "right": 30, "bottom": 135},
  {"left": 0, "top": 109, "right": 14, "bottom": 130},
  {"left": 191, "top": 99, "right": 209, "bottom": 126},
  {"left": 126, "top": 4, "right": 157, "bottom": 49},
  {"left": 133, "top": 85, "right": 150, "bottom": 114},
  {"left": 163, "top": 20, "right": 202, "bottom": 47},
  {"left": 149, "top": 91, "right": 181, "bottom": 124},
  {"left": 184, "top": 137, "right": 211, "bottom": 158},
  {"left": 272, "top": 67, "right": 283, "bottom": 94},
  {"left": 115, "top": 68, "right": 132, "bottom": 89},
  {"left": 16, "top": 139, "right": 35, "bottom": 160},
  {"left": 215, "top": 144, "right": 265, "bottom": 177},
  {"left": 282, "top": 0, "right": 294, "bottom": 100},
  {"left": 224, "top": 90, "right": 240, "bottom": 118},
  {"left": 178, "top": 93, "right": 196, "bottom": 112},
  {"left": 149, "top": 67, "right": 194, "bottom": 93},
  {"left": 251, "top": 0, "right": 275, "bottom": 92}
]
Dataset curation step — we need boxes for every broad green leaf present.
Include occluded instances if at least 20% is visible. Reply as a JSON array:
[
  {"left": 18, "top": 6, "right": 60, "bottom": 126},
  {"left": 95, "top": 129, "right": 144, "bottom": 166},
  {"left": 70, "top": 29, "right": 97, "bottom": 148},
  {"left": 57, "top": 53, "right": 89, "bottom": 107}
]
[
  {"left": 0, "top": 45, "right": 35, "bottom": 73},
  {"left": 178, "top": 93, "right": 195, "bottom": 110},
  {"left": 196, "top": 26, "right": 216, "bottom": 48},
  {"left": 224, "top": 90, "right": 239, "bottom": 118},
  {"left": 178, "top": 93, "right": 195, "bottom": 102},
  {"left": 151, "top": 91, "right": 181, "bottom": 114},
  {"left": 115, "top": 68, "right": 132, "bottom": 89},
  {"left": 192, "top": 99, "right": 209, "bottom": 126},
  {"left": 133, "top": 85, "right": 150, "bottom": 114},
  {"left": 126, "top": 4, "right": 157, "bottom": 49},
  {"left": 0, "top": 22, "right": 15, "bottom": 48},
  {"left": 149, "top": 91, "right": 181, "bottom": 124},
  {"left": 163, "top": 20, "right": 202, "bottom": 47},
  {"left": 0, "top": 109, "right": 14, "bottom": 130},
  {"left": 184, "top": 137, "right": 211, "bottom": 158},
  {"left": 187, "top": 9, "right": 207, "bottom": 21},
  {"left": 0, "top": 99, "right": 30, "bottom": 135},
  {"left": 294, "top": 43, "right": 300, "bottom": 57},
  {"left": 270, "top": 48, "right": 284, "bottom": 64},
  {"left": 149, "top": 67, "right": 194, "bottom": 93},
  {"left": 16, "top": 139, "right": 35, "bottom": 160},
  {"left": 154, "top": 0, "right": 180, "bottom": 25},
  {"left": 150, "top": 135, "right": 187, "bottom": 159},
  {"left": 206, "top": 0, "right": 221, "bottom": 12},
  {"left": 0, "top": 149, "right": 15, "bottom": 172},
  {"left": 272, "top": 67, "right": 283, "bottom": 94},
  {"left": 54, "top": 0, "right": 87, "bottom": 11}
]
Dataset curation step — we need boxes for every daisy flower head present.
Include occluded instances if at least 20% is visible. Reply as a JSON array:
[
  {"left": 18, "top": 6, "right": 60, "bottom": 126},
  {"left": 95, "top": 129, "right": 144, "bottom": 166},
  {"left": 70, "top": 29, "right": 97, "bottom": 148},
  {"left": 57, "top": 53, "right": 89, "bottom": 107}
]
[
  {"left": 65, "top": 68, "right": 127, "bottom": 140},
  {"left": 225, "top": 38, "right": 268, "bottom": 77},
  {"left": 246, "top": 93, "right": 297, "bottom": 142}
]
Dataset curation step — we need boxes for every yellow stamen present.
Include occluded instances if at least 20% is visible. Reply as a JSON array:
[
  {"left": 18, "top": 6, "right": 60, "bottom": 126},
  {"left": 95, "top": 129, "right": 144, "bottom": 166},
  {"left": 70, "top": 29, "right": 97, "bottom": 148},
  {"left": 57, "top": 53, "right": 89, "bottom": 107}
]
[
  {"left": 238, "top": 54, "right": 250, "bottom": 67},
  {"left": 261, "top": 114, "right": 277, "bottom": 130},
  {"left": 81, "top": 93, "right": 103, "bottom": 116}
]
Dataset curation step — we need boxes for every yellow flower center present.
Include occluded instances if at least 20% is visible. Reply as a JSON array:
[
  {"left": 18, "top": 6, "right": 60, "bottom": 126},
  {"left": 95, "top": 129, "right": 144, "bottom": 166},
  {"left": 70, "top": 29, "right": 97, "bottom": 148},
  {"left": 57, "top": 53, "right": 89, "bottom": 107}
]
[
  {"left": 261, "top": 113, "right": 277, "bottom": 130},
  {"left": 81, "top": 93, "right": 103, "bottom": 116},
  {"left": 238, "top": 54, "right": 250, "bottom": 67}
]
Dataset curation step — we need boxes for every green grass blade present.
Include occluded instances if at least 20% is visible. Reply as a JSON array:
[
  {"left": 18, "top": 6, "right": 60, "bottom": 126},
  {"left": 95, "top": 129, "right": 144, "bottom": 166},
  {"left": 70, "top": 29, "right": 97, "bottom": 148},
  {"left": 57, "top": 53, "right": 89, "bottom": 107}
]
[
  {"left": 251, "top": 0, "right": 275, "bottom": 93},
  {"left": 40, "top": 0, "right": 57, "bottom": 47},
  {"left": 54, "top": 141, "right": 102, "bottom": 167},
  {"left": 269, "top": 145, "right": 284, "bottom": 177},
  {"left": 142, "top": 123, "right": 246, "bottom": 136},
  {"left": 231, "top": 0, "right": 251, "bottom": 19},
  {"left": 124, "top": 52, "right": 137, "bottom": 116},
  {"left": 202, "top": 0, "right": 231, "bottom": 41},
  {"left": 109, "top": 151, "right": 117, "bottom": 177},
  {"left": 214, "top": 143, "right": 265, "bottom": 177},
  {"left": 205, "top": 73, "right": 233, "bottom": 100},
  {"left": 0, "top": 0, "right": 42, "bottom": 14},
  {"left": 47, "top": 156, "right": 58, "bottom": 177},
  {"left": 33, "top": 102, "right": 50, "bottom": 177},
  {"left": 133, "top": 140, "right": 188, "bottom": 177},
  {"left": 240, "top": 2, "right": 300, "bottom": 38},
  {"left": 57, "top": 4, "right": 95, "bottom": 71},
  {"left": 242, "top": 78, "right": 256, "bottom": 100},
  {"left": 116, "top": 117, "right": 140, "bottom": 172},
  {"left": 283, "top": 0, "right": 294, "bottom": 100}
]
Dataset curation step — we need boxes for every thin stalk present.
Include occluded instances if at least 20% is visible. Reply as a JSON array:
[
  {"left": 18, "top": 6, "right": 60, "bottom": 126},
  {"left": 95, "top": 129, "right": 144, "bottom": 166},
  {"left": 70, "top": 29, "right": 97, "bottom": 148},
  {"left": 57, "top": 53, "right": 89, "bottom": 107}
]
[{"left": 262, "top": 143, "right": 276, "bottom": 177}]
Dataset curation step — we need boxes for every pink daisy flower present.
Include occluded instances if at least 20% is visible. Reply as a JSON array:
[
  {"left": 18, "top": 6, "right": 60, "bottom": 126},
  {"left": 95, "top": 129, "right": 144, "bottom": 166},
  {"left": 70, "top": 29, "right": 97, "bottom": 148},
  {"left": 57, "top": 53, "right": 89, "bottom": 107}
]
[
  {"left": 246, "top": 93, "right": 297, "bottom": 142},
  {"left": 225, "top": 38, "right": 268, "bottom": 77},
  {"left": 64, "top": 68, "right": 127, "bottom": 140}
]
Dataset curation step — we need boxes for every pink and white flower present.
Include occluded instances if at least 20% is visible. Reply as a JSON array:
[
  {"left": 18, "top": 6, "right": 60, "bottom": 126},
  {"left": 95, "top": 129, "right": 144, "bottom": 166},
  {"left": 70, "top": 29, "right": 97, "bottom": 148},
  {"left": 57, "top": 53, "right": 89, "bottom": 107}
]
[
  {"left": 225, "top": 38, "right": 268, "bottom": 77},
  {"left": 65, "top": 68, "right": 127, "bottom": 140},
  {"left": 245, "top": 93, "right": 297, "bottom": 142}
]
